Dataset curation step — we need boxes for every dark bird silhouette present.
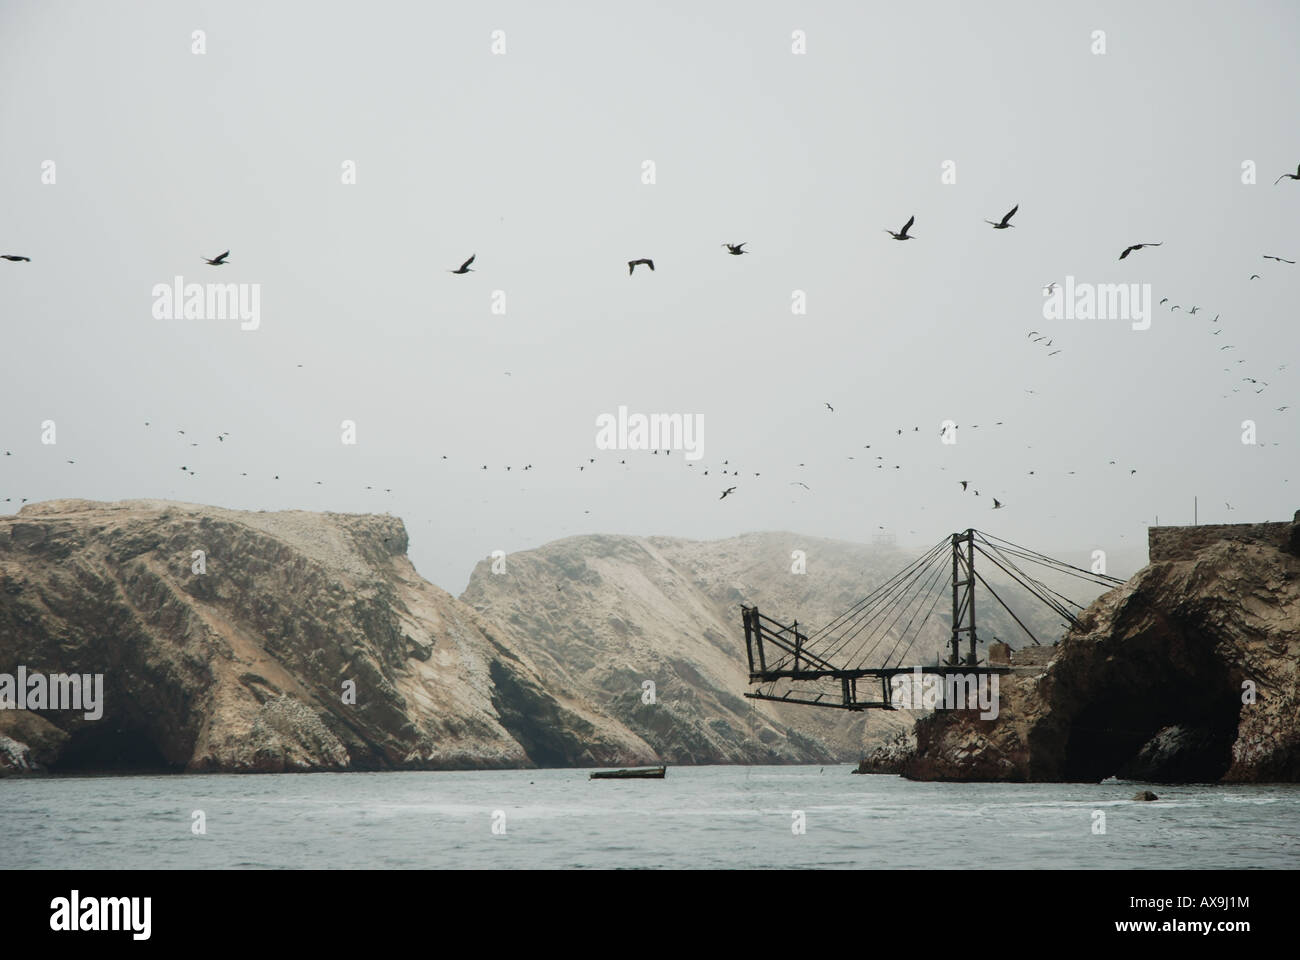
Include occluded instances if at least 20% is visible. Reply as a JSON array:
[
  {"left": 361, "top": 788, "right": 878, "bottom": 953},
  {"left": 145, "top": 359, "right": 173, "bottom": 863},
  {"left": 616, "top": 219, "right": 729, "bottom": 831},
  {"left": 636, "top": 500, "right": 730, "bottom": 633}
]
[
  {"left": 992, "top": 499, "right": 1004, "bottom": 509},
  {"left": 960, "top": 481, "right": 968, "bottom": 491},
  {"left": 790, "top": 482, "right": 810, "bottom": 490},
  {"left": 1, "top": 254, "right": 31, "bottom": 262},
  {"left": 1263, "top": 255, "right": 1296, "bottom": 264},
  {"left": 824, "top": 402, "right": 834, "bottom": 412},
  {"left": 1273, "top": 163, "right": 1300, "bottom": 185},
  {"left": 203, "top": 250, "right": 230, "bottom": 265},
  {"left": 884, "top": 215, "right": 916, "bottom": 241},
  {"left": 985, "top": 204, "right": 1018, "bottom": 229},
  {"left": 722, "top": 243, "right": 747, "bottom": 255},
  {"left": 1119, "top": 242, "right": 1162, "bottom": 260},
  {"left": 1250, "top": 274, "right": 1261, "bottom": 280},
  {"left": 628, "top": 258, "right": 654, "bottom": 275},
  {"left": 719, "top": 486, "right": 736, "bottom": 500},
  {"left": 449, "top": 253, "right": 476, "bottom": 274}
]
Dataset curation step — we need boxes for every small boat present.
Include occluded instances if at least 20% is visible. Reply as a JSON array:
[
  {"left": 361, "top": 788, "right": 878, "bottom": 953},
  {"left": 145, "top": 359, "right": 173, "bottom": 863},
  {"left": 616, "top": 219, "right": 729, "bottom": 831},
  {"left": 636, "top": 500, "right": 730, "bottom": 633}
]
[{"left": 589, "top": 765, "right": 666, "bottom": 780}]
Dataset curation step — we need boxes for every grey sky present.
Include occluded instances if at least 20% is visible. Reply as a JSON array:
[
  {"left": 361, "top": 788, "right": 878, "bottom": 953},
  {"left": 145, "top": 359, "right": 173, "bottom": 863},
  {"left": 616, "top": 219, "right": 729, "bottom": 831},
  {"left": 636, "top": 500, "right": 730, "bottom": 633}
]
[{"left": 1, "top": 0, "right": 1297, "bottom": 592}]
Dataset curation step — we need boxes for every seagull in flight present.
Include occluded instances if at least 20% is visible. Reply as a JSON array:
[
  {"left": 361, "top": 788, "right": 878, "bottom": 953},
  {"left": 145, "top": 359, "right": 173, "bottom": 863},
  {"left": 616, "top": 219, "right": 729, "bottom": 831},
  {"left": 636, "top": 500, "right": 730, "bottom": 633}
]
[
  {"left": 824, "top": 402, "right": 834, "bottom": 412},
  {"left": 722, "top": 243, "right": 748, "bottom": 255},
  {"left": 992, "top": 498, "right": 1004, "bottom": 509},
  {"left": 1042, "top": 283, "right": 1057, "bottom": 295},
  {"left": 203, "top": 250, "right": 230, "bottom": 265},
  {"left": 628, "top": 258, "right": 654, "bottom": 275},
  {"left": 1273, "top": 163, "right": 1300, "bottom": 185},
  {"left": 449, "top": 253, "right": 476, "bottom": 274},
  {"left": 884, "top": 215, "right": 916, "bottom": 241},
  {"left": 719, "top": 486, "right": 736, "bottom": 500},
  {"left": 1263, "top": 255, "right": 1295, "bottom": 264},
  {"left": 985, "top": 204, "right": 1018, "bottom": 229},
  {"left": 1, "top": 254, "right": 31, "bottom": 262},
  {"left": 1119, "top": 242, "right": 1162, "bottom": 260},
  {"left": 790, "top": 482, "right": 810, "bottom": 490}
]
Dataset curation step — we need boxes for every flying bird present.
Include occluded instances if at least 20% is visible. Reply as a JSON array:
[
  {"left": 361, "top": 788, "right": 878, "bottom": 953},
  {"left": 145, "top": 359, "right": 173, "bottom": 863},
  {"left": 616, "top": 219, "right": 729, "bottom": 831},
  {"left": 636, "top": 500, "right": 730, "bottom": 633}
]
[
  {"left": 1, "top": 254, "right": 31, "bottom": 262},
  {"left": 1118, "top": 242, "right": 1162, "bottom": 260},
  {"left": 628, "top": 258, "right": 654, "bottom": 275},
  {"left": 790, "top": 482, "right": 810, "bottom": 490},
  {"left": 960, "top": 481, "right": 968, "bottom": 491},
  {"left": 1042, "top": 283, "right": 1057, "bottom": 294},
  {"left": 1250, "top": 274, "right": 1261, "bottom": 280},
  {"left": 824, "top": 402, "right": 834, "bottom": 412},
  {"left": 719, "top": 486, "right": 736, "bottom": 500},
  {"left": 722, "top": 243, "right": 748, "bottom": 255},
  {"left": 884, "top": 215, "right": 916, "bottom": 241},
  {"left": 449, "top": 253, "right": 476, "bottom": 274},
  {"left": 985, "top": 204, "right": 1018, "bottom": 229},
  {"left": 1263, "top": 255, "right": 1295, "bottom": 264},
  {"left": 1273, "top": 163, "right": 1300, "bottom": 185},
  {"left": 203, "top": 250, "right": 230, "bottom": 265},
  {"left": 992, "top": 499, "right": 1004, "bottom": 509}
]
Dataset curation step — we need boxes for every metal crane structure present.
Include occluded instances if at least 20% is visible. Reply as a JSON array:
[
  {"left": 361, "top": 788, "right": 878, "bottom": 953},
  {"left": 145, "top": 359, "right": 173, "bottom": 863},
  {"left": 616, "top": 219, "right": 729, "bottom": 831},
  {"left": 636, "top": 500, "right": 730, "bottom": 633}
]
[{"left": 740, "top": 529, "right": 1125, "bottom": 711}]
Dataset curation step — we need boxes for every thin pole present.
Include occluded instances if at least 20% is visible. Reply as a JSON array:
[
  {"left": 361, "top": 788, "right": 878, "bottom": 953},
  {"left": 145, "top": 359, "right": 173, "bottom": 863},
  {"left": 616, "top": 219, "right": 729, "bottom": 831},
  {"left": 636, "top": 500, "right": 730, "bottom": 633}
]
[
  {"left": 950, "top": 533, "right": 960, "bottom": 666},
  {"left": 966, "top": 529, "right": 978, "bottom": 665}
]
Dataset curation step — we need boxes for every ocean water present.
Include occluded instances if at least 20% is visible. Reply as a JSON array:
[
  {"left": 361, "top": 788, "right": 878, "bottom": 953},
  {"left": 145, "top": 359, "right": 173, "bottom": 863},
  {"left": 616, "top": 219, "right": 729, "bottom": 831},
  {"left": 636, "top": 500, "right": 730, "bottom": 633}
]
[{"left": 1, "top": 765, "right": 1296, "bottom": 869}]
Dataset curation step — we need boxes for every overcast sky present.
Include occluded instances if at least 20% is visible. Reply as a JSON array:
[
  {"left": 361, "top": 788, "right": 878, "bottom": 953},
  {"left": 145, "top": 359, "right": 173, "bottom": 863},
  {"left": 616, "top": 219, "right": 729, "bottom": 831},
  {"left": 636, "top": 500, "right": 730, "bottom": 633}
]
[{"left": 1, "top": 0, "right": 1297, "bottom": 592}]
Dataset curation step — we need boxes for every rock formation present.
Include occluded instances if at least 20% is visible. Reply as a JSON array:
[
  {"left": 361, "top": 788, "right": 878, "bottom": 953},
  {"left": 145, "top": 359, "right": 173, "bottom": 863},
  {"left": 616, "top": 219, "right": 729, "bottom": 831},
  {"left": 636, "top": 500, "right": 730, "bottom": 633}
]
[
  {"left": 1, "top": 503, "right": 945, "bottom": 774},
  {"left": 0, "top": 500, "right": 654, "bottom": 774}
]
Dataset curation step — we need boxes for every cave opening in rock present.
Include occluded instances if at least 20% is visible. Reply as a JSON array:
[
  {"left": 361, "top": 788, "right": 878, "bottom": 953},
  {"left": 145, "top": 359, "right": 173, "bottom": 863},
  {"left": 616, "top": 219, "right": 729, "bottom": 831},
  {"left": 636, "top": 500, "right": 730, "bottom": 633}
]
[
  {"left": 50, "top": 723, "right": 181, "bottom": 774},
  {"left": 1058, "top": 643, "right": 1242, "bottom": 783}
]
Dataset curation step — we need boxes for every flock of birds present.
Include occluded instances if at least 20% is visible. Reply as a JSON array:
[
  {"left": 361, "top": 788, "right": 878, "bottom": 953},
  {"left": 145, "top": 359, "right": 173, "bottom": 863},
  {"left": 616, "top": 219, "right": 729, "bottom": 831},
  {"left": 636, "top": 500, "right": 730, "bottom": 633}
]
[{"left": 2, "top": 163, "right": 1297, "bottom": 522}]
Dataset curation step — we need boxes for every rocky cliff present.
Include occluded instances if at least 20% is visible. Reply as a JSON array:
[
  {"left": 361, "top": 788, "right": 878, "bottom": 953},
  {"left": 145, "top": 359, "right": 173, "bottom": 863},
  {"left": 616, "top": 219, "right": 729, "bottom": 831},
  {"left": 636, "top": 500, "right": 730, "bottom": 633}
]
[
  {"left": 901, "top": 513, "right": 1300, "bottom": 783},
  {"left": 0, "top": 503, "right": 933, "bottom": 774},
  {"left": 460, "top": 532, "right": 909, "bottom": 764},
  {"left": 0, "top": 500, "right": 655, "bottom": 774}
]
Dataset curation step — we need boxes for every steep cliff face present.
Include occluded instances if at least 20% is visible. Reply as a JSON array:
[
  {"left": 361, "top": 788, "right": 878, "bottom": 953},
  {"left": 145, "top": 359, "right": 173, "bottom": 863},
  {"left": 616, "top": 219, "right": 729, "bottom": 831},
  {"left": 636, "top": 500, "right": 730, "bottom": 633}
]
[
  {"left": 460, "top": 532, "right": 963, "bottom": 764},
  {"left": 902, "top": 514, "right": 1300, "bottom": 783},
  {"left": 0, "top": 500, "right": 654, "bottom": 774}
]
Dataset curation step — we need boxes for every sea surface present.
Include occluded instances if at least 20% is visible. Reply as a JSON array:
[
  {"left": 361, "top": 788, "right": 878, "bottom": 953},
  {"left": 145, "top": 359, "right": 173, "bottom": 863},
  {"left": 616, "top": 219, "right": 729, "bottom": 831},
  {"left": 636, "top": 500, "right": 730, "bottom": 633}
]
[{"left": 2, "top": 765, "right": 1297, "bottom": 869}]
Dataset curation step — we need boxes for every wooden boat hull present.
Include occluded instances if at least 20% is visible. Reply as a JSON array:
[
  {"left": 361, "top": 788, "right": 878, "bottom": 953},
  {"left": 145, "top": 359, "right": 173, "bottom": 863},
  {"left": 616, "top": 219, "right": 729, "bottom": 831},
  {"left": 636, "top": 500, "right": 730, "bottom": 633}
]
[{"left": 589, "top": 766, "right": 666, "bottom": 780}]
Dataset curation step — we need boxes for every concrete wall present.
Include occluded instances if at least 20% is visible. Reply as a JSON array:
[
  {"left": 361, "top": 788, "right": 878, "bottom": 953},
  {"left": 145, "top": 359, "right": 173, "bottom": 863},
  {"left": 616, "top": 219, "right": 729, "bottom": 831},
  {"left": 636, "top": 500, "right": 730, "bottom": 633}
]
[{"left": 1147, "top": 511, "right": 1300, "bottom": 563}]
